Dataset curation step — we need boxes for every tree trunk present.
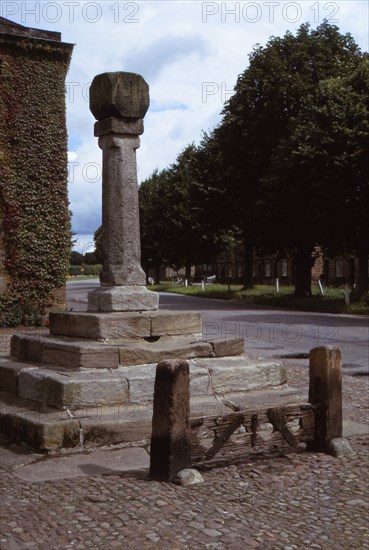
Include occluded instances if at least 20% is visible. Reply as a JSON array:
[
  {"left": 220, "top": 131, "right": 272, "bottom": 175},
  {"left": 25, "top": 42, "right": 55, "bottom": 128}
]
[
  {"left": 243, "top": 241, "right": 254, "bottom": 289},
  {"left": 358, "top": 231, "right": 369, "bottom": 298},
  {"left": 294, "top": 244, "right": 313, "bottom": 297},
  {"left": 154, "top": 264, "right": 161, "bottom": 284}
]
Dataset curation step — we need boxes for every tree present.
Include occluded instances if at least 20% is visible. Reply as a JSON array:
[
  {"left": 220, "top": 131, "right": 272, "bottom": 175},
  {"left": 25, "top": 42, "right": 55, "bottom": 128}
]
[
  {"left": 70, "top": 251, "right": 83, "bottom": 265},
  {"left": 275, "top": 59, "right": 369, "bottom": 295},
  {"left": 83, "top": 251, "right": 100, "bottom": 265},
  {"left": 217, "top": 22, "right": 368, "bottom": 295},
  {"left": 93, "top": 225, "right": 103, "bottom": 264},
  {"left": 139, "top": 144, "right": 235, "bottom": 281},
  {"left": 139, "top": 168, "right": 173, "bottom": 282}
]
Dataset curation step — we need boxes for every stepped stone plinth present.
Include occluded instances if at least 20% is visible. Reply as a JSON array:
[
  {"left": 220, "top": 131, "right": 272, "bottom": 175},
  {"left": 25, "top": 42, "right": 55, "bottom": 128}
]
[
  {"left": 0, "top": 305, "right": 288, "bottom": 451},
  {"left": 0, "top": 336, "right": 288, "bottom": 450}
]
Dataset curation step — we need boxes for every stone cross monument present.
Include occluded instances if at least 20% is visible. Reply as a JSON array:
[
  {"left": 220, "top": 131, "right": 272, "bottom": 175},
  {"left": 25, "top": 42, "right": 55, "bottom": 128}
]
[
  {"left": 87, "top": 72, "right": 159, "bottom": 312},
  {"left": 0, "top": 69, "right": 286, "bottom": 453}
]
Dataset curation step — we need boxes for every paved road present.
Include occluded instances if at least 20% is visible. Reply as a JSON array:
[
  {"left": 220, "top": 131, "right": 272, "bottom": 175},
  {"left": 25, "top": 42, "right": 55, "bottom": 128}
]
[{"left": 67, "top": 280, "right": 369, "bottom": 373}]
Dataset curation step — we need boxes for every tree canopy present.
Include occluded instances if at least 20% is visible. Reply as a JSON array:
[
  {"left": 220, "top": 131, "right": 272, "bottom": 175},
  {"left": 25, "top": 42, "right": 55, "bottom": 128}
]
[
  {"left": 139, "top": 144, "right": 235, "bottom": 281},
  {"left": 215, "top": 22, "right": 368, "bottom": 295}
]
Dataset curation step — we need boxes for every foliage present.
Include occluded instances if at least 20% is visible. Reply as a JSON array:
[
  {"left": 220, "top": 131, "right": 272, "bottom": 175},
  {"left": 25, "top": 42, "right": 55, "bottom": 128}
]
[
  {"left": 83, "top": 251, "right": 100, "bottom": 265},
  {"left": 70, "top": 251, "right": 84, "bottom": 265},
  {"left": 139, "top": 144, "right": 235, "bottom": 280},
  {"left": 279, "top": 59, "right": 369, "bottom": 295},
  {"left": 216, "top": 22, "right": 368, "bottom": 295},
  {"left": 93, "top": 225, "right": 103, "bottom": 264},
  {"left": 0, "top": 295, "right": 45, "bottom": 327},
  {"left": 139, "top": 168, "right": 172, "bottom": 280},
  {"left": 0, "top": 36, "right": 72, "bottom": 320}
]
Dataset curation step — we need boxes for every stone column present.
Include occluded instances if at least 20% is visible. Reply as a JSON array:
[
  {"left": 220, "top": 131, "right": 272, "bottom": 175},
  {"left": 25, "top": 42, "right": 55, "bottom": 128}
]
[{"left": 87, "top": 72, "right": 158, "bottom": 312}]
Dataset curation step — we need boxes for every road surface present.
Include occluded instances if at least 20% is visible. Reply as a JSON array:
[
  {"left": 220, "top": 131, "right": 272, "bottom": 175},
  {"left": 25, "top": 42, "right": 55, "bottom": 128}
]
[{"left": 66, "top": 280, "right": 369, "bottom": 374}]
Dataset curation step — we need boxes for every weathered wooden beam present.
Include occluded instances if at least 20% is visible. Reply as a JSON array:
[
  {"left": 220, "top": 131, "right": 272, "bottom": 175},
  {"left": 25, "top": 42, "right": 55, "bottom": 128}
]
[
  {"left": 205, "top": 416, "right": 243, "bottom": 460},
  {"left": 251, "top": 413, "right": 258, "bottom": 447},
  {"left": 267, "top": 408, "right": 298, "bottom": 448},
  {"left": 190, "top": 404, "right": 315, "bottom": 465},
  {"left": 190, "top": 403, "right": 315, "bottom": 430}
]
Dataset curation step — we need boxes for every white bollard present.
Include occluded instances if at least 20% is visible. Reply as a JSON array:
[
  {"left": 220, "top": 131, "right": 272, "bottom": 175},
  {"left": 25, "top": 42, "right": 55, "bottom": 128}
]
[
  {"left": 185, "top": 279, "right": 188, "bottom": 287},
  {"left": 275, "top": 278, "right": 279, "bottom": 294},
  {"left": 318, "top": 280, "right": 325, "bottom": 296}
]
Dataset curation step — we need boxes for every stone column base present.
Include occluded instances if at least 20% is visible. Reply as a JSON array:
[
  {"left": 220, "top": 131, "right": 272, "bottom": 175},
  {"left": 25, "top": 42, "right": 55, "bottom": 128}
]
[{"left": 88, "top": 285, "right": 159, "bottom": 312}]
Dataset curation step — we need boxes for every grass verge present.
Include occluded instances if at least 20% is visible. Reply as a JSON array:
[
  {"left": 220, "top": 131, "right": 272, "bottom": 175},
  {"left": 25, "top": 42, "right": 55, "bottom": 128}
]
[
  {"left": 66, "top": 275, "right": 100, "bottom": 282},
  {"left": 149, "top": 282, "right": 369, "bottom": 315}
]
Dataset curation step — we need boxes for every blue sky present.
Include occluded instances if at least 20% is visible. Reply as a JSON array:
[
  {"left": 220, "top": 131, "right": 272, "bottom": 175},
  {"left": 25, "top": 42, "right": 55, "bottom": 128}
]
[{"left": 3, "top": 1, "right": 368, "bottom": 252}]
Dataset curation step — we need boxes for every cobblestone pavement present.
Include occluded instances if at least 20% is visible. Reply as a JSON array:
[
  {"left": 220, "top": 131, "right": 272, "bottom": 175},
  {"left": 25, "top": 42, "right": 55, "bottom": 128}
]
[{"left": 0, "top": 333, "right": 368, "bottom": 549}]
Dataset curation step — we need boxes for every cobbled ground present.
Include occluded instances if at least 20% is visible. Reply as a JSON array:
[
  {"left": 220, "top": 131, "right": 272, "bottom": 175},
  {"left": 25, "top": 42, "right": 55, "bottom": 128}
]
[{"left": 0, "top": 330, "right": 368, "bottom": 550}]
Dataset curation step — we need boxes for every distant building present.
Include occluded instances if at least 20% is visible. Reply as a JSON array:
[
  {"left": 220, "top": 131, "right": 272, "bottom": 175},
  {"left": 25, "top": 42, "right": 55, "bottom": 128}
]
[
  {"left": 151, "top": 243, "right": 367, "bottom": 288},
  {"left": 206, "top": 244, "right": 366, "bottom": 287}
]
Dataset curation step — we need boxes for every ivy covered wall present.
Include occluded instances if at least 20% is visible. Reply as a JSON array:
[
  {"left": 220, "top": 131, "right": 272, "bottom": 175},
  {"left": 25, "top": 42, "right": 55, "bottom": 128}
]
[{"left": 0, "top": 20, "right": 73, "bottom": 325}]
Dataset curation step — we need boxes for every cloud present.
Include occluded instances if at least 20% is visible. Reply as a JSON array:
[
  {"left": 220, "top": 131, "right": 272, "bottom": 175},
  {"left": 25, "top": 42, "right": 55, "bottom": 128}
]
[
  {"left": 68, "top": 151, "right": 78, "bottom": 162},
  {"left": 150, "top": 100, "right": 189, "bottom": 112},
  {"left": 68, "top": 138, "right": 102, "bottom": 234},
  {"left": 122, "top": 34, "right": 211, "bottom": 81}
]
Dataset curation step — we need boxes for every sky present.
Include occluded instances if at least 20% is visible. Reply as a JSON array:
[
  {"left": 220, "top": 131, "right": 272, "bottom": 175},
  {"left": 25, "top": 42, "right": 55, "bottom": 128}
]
[{"left": 3, "top": 0, "right": 369, "bottom": 252}]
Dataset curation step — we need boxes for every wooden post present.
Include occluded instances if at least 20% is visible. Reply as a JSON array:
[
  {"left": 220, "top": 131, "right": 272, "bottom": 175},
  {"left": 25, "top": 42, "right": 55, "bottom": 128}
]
[
  {"left": 308, "top": 346, "right": 342, "bottom": 452},
  {"left": 150, "top": 359, "right": 191, "bottom": 482}
]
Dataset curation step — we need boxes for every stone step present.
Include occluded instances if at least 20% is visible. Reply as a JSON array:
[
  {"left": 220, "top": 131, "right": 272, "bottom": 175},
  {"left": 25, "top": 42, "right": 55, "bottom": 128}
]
[
  {"left": 0, "top": 354, "right": 286, "bottom": 408},
  {"left": 10, "top": 334, "right": 214, "bottom": 369},
  {"left": 49, "top": 310, "right": 202, "bottom": 340},
  {"left": 0, "top": 383, "right": 298, "bottom": 451},
  {"left": 9, "top": 330, "right": 245, "bottom": 370}
]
